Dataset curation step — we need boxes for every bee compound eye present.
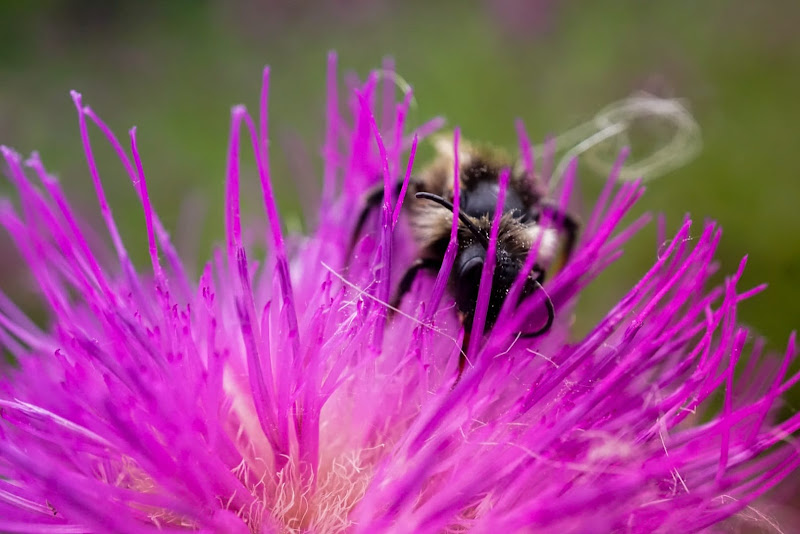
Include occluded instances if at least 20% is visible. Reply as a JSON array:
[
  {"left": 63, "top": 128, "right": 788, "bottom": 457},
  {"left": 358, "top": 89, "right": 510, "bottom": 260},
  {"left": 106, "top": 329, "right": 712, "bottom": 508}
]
[
  {"left": 458, "top": 256, "right": 483, "bottom": 280},
  {"left": 454, "top": 255, "right": 484, "bottom": 314}
]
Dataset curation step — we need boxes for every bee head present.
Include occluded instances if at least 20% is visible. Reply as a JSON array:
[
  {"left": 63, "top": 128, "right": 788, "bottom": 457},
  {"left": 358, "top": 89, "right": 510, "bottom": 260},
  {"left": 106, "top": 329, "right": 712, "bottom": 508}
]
[
  {"left": 454, "top": 243, "right": 524, "bottom": 329},
  {"left": 415, "top": 192, "right": 554, "bottom": 337}
]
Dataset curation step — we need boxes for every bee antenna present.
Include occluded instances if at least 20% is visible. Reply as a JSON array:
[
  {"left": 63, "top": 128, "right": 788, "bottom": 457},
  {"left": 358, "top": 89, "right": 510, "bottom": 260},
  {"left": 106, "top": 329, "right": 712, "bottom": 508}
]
[{"left": 415, "top": 192, "right": 489, "bottom": 247}]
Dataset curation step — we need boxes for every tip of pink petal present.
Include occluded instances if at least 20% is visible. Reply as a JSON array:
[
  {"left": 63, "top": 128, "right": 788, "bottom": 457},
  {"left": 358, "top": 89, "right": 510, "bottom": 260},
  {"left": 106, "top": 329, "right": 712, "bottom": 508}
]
[
  {"left": 231, "top": 104, "right": 247, "bottom": 117},
  {"left": 1, "top": 146, "right": 21, "bottom": 165},
  {"left": 735, "top": 255, "right": 749, "bottom": 277},
  {"left": 24, "top": 151, "right": 42, "bottom": 165}
]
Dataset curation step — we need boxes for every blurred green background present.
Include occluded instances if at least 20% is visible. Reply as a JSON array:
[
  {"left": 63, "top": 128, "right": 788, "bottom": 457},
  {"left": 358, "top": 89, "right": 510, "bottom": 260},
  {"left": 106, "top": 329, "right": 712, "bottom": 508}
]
[{"left": 1, "top": 1, "right": 798, "bottom": 351}]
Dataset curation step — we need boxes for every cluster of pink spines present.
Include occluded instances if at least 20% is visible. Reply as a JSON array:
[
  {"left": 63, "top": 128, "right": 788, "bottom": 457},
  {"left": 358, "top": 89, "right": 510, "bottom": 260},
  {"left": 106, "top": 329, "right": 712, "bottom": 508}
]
[
  {"left": 0, "top": 51, "right": 798, "bottom": 534},
  {"left": 348, "top": 138, "right": 800, "bottom": 532}
]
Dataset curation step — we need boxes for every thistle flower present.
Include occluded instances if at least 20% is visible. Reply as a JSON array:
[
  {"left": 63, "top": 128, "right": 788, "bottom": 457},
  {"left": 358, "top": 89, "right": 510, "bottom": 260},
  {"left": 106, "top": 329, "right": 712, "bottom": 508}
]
[{"left": 1, "top": 53, "right": 798, "bottom": 534}]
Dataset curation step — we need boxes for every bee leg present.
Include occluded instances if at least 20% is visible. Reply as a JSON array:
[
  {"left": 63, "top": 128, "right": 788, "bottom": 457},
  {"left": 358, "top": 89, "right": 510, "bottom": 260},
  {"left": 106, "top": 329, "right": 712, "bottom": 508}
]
[
  {"left": 389, "top": 258, "right": 440, "bottom": 314},
  {"left": 347, "top": 185, "right": 386, "bottom": 260},
  {"left": 347, "top": 179, "right": 412, "bottom": 260},
  {"left": 519, "top": 279, "right": 555, "bottom": 338},
  {"left": 453, "top": 330, "right": 471, "bottom": 389}
]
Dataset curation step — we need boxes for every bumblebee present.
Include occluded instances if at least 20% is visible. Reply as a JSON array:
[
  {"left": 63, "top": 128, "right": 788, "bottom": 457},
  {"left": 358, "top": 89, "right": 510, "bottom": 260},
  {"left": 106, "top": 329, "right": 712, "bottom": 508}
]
[{"left": 350, "top": 136, "right": 578, "bottom": 376}]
